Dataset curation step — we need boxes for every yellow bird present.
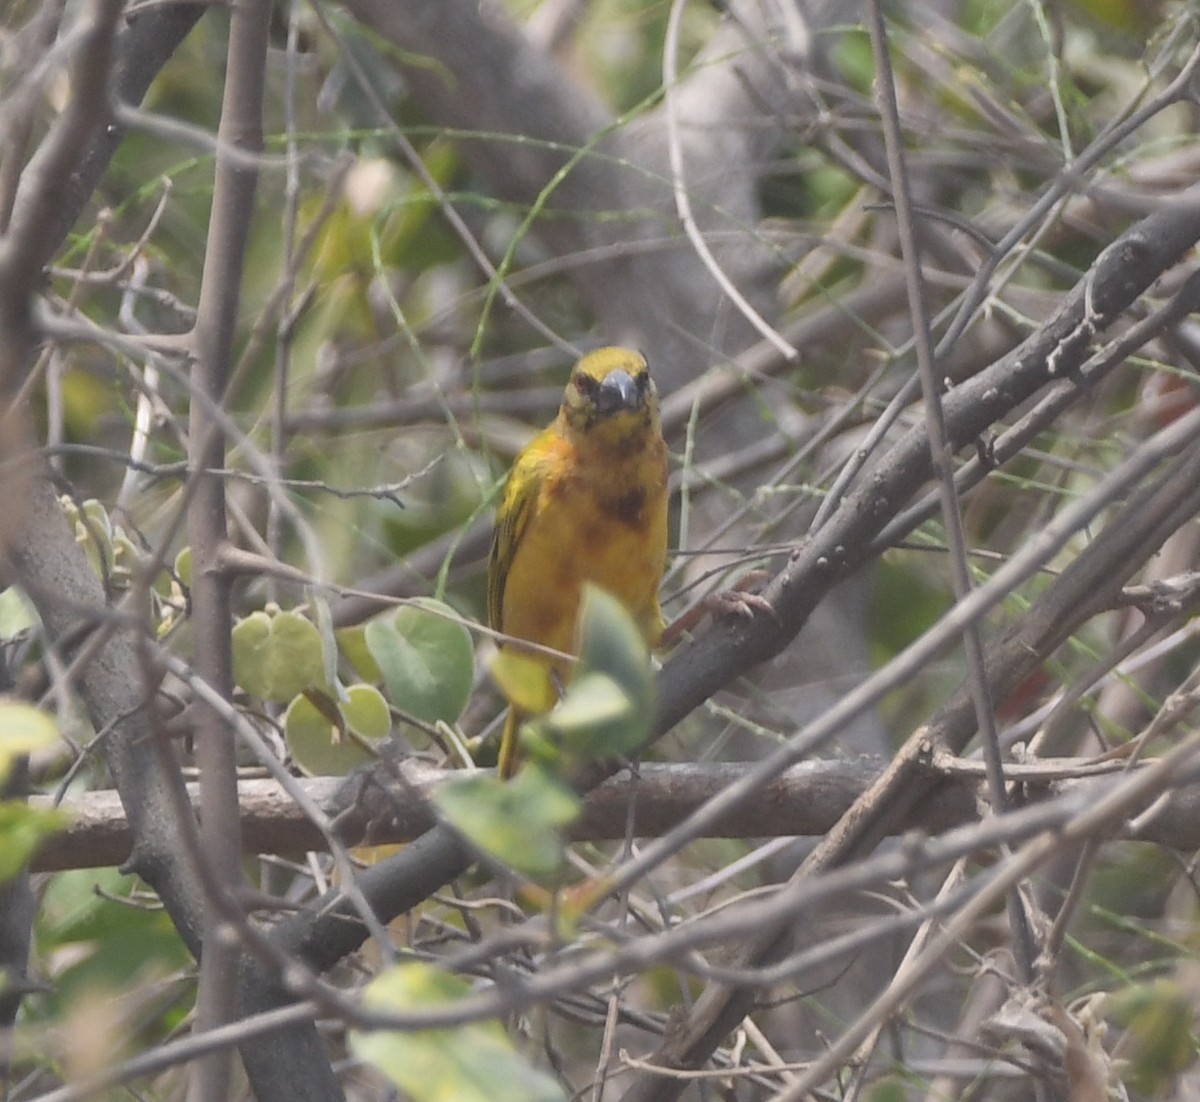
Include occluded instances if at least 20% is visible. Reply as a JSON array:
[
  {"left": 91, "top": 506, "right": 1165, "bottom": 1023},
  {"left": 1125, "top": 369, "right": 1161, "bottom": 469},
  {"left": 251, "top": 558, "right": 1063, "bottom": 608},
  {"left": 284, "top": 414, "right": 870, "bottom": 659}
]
[{"left": 488, "top": 347, "right": 669, "bottom": 777}]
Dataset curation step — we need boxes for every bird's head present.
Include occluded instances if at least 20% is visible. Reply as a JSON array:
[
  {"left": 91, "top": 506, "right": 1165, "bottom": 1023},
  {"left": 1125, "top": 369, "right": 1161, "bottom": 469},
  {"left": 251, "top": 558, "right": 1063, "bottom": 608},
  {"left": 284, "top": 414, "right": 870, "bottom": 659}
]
[{"left": 560, "top": 347, "right": 660, "bottom": 446}]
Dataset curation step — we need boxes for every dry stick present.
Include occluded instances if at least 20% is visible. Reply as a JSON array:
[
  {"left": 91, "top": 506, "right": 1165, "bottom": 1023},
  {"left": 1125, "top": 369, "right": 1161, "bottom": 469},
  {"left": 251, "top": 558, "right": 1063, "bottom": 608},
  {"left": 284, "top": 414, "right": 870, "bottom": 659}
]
[
  {"left": 810, "top": 32, "right": 1200, "bottom": 545},
  {"left": 841, "top": 861, "right": 972, "bottom": 1102},
  {"left": 240, "top": 795, "right": 1144, "bottom": 1031},
  {"left": 183, "top": 2, "right": 271, "bottom": 1100},
  {"left": 0, "top": 0, "right": 123, "bottom": 289},
  {"left": 0, "top": 2, "right": 68, "bottom": 234},
  {"left": 38, "top": 747, "right": 1200, "bottom": 872},
  {"left": 865, "top": 0, "right": 1040, "bottom": 1001},
  {"left": 2, "top": 7, "right": 205, "bottom": 282},
  {"left": 651, "top": 193, "right": 1200, "bottom": 745},
  {"left": 0, "top": 0, "right": 125, "bottom": 533},
  {"left": 15, "top": 740, "right": 1165, "bottom": 1102},
  {"left": 40, "top": 301, "right": 330, "bottom": 589},
  {"left": 919, "top": 946, "right": 1012, "bottom": 1102},
  {"left": 605, "top": 397, "right": 1200, "bottom": 917},
  {"left": 931, "top": 35, "right": 1200, "bottom": 372},
  {"left": 821, "top": 33, "right": 1200, "bottom": 544},
  {"left": 661, "top": 0, "right": 796, "bottom": 360},
  {"left": 56, "top": 695, "right": 1196, "bottom": 1057},
  {"left": 1028, "top": 598, "right": 1187, "bottom": 759},
  {"left": 0, "top": 8, "right": 202, "bottom": 1058},
  {"left": 267, "top": 2, "right": 306, "bottom": 597}
]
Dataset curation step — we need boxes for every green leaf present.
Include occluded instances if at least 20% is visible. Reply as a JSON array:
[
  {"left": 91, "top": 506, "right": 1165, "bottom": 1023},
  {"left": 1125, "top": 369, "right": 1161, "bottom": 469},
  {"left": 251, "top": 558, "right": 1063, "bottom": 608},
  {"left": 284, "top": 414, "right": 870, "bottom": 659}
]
[
  {"left": 337, "top": 624, "right": 381, "bottom": 683},
  {"left": 0, "top": 588, "right": 36, "bottom": 639},
  {"left": 0, "top": 802, "right": 70, "bottom": 883},
  {"left": 37, "top": 868, "right": 192, "bottom": 1011},
  {"left": 490, "top": 650, "right": 556, "bottom": 714},
  {"left": 574, "top": 586, "right": 653, "bottom": 709},
  {"left": 285, "top": 684, "right": 391, "bottom": 776},
  {"left": 312, "top": 594, "right": 342, "bottom": 694},
  {"left": 174, "top": 546, "right": 193, "bottom": 589},
  {"left": 343, "top": 682, "right": 391, "bottom": 741},
  {"left": 1108, "top": 978, "right": 1195, "bottom": 1093},
  {"left": 0, "top": 700, "right": 61, "bottom": 785},
  {"left": 65, "top": 497, "right": 115, "bottom": 579},
  {"left": 547, "top": 672, "right": 636, "bottom": 756},
  {"left": 864, "top": 1079, "right": 908, "bottom": 1102},
  {"left": 232, "top": 607, "right": 330, "bottom": 702},
  {"left": 365, "top": 599, "right": 473, "bottom": 724},
  {"left": 350, "top": 962, "right": 565, "bottom": 1102},
  {"left": 433, "top": 767, "right": 579, "bottom": 878},
  {"left": 556, "top": 585, "right": 654, "bottom": 761}
]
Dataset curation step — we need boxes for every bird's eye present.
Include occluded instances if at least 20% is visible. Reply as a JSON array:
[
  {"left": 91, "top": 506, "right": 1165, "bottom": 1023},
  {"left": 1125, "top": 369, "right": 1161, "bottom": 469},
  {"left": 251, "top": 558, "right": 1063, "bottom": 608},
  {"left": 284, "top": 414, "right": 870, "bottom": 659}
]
[{"left": 574, "top": 374, "right": 599, "bottom": 396}]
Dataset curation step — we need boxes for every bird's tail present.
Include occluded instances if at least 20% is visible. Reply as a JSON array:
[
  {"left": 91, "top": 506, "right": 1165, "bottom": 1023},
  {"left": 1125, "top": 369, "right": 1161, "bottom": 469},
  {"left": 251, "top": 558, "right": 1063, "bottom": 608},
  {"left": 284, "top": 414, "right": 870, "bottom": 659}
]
[{"left": 497, "top": 706, "right": 524, "bottom": 779}]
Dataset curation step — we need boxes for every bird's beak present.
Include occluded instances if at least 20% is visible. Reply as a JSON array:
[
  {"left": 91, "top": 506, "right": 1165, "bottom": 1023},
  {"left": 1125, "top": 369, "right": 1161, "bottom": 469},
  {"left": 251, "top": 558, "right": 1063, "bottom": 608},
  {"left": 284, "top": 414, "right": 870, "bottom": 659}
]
[{"left": 595, "top": 369, "right": 640, "bottom": 416}]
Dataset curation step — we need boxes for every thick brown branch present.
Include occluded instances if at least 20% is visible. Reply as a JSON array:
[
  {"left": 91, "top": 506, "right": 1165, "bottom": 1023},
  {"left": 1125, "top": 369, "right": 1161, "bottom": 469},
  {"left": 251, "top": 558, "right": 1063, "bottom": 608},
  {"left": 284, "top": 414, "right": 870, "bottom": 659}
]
[{"left": 32, "top": 757, "right": 1200, "bottom": 872}]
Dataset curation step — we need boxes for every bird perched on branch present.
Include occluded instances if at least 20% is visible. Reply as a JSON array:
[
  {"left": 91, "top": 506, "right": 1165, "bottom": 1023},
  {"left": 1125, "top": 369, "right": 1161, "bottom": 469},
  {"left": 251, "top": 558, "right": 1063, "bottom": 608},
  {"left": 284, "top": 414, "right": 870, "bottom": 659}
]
[{"left": 487, "top": 346, "right": 669, "bottom": 777}]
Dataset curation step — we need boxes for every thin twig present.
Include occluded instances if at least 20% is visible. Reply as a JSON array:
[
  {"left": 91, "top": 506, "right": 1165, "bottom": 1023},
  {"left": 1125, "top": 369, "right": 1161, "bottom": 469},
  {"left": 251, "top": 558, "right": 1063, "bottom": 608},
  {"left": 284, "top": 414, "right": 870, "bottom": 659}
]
[
  {"left": 184, "top": 1, "right": 273, "bottom": 1096},
  {"left": 661, "top": 0, "right": 797, "bottom": 361},
  {"left": 866, "top": 0, "right": 1039, "bottom": 988}
]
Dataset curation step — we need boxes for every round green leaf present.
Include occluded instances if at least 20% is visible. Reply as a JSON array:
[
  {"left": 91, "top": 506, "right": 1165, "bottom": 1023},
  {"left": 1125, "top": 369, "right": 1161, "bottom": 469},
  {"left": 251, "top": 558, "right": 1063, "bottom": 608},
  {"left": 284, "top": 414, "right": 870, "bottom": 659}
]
[
  {"left": 350, "top": 962, "right": 565, "bottom": 1102},
  {"left": 563, "top": 586, "right": 655, "bottom": 759},
  {"left": 336, "top": 624, "right": 381, "bottom": 683},
  {"left": 343, "top": 682, "right": 391, "bottom": 740},
  {"left": 0, "top": 588, "right": 35, "bottom": 639},
  {"left": 433, "top": 767, "right": 579, "bottom": 878},
  {"left": 546, "top": 672, "right": 644, "bottom": 761},
  {"left": 0, "top": 803, "right": 71, "bottom": 883},
  {"left": 551, "top": 672, "right": 631, "bottom": 731},
  {"left": 365, "top": 599, "right": 473, "bottom": 724},
  {"left": 0, "top": 700, "right": 61, "bottom": 785},
  {"left": 574, "top": 585, "right": 654, "bottom": 716},
  {"left": 232, "top": 608, "right": 330, "bottom": 702},
  {"left": 285, "top": 684, "right": 390, "bottom": 776},
  {"left": 490, "top": 650, "right": 556, "bottom": 714},
  {"left": 174, "top": 546, "right": 193, "bottom": 589}
]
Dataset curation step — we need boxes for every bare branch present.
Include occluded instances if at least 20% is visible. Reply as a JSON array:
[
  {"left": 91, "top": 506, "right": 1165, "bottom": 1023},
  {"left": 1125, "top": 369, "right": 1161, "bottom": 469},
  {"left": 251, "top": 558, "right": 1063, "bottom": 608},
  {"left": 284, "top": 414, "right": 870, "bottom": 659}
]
[{"left": 34, "top": 755, "right": 1200, "bottom": 873}]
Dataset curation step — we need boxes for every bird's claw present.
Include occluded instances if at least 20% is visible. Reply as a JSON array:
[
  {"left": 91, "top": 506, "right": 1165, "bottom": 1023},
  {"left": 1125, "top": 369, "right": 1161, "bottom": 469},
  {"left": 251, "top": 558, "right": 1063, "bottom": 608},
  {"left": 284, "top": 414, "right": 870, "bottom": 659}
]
[
  {"left": 709, "top": 588, "right": 775, "bottom": 620},
  {"left": 660, "top": 571, "right": 776, "bottom": 646},
  {"left": 707, "top": 570, "right": 776, "bottom": 622}
]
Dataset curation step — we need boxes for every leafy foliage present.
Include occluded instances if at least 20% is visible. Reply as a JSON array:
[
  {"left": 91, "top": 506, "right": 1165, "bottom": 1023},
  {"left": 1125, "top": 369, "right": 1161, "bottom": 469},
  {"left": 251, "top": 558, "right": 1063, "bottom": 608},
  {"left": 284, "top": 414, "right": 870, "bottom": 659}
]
[
  {"left": 433, "top": 765, "right": 580, "bottom": 879},
  {"left": 364, "top": 599, "right": 475, "bottom": 726},
  {"left": 351, "top": 962, "right": 566, "bottom": 1102}
]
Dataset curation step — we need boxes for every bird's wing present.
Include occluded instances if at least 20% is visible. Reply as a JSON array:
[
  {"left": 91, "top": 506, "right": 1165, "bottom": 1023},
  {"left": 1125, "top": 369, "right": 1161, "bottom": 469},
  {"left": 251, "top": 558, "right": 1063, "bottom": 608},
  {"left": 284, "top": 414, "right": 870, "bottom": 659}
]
[{"left": 487, "top": 431, "right": 552, "bottom": 632}]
